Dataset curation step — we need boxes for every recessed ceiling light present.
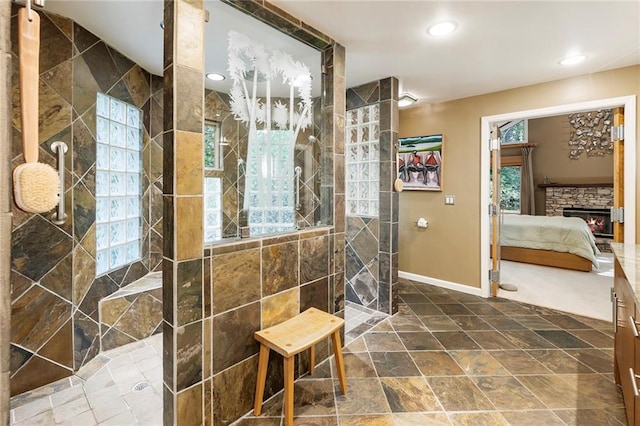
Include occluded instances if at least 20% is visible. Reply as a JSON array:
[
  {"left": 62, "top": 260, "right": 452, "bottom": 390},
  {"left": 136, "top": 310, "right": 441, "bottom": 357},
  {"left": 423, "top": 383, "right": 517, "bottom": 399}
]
[
  {"left": 206, "top": 73, "right": 225, "bottom": 81},
  {"left": 427, "top": 21, "right": 457, "bottom": 37},
  {"left": 559, "top": 55, "right": 587, "bottom": 66},
  {"left": 398, "top": 93, "right": 418, "bottom": 107}
]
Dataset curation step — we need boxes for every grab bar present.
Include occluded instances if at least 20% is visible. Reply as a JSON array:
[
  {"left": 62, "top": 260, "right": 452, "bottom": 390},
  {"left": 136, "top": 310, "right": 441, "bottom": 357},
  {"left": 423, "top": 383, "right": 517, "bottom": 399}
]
[
  {"left": 294, "top": 166, "right": 302, "bottom": 211},
  {"left": 50, "top": 141, "right": 67, "bottom": 225}
]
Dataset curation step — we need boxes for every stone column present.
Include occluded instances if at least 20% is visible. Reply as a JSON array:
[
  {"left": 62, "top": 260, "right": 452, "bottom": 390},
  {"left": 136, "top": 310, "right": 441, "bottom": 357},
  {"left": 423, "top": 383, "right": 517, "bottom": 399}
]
[
  {"left": 162, "top": 0, "right": 205, "bottom": 424},
  {"left": 321, "top": 43, "right": 346, "bottom": 316},
  {"left": 379, "top": 77, "right": 399, "bottom": 314}
]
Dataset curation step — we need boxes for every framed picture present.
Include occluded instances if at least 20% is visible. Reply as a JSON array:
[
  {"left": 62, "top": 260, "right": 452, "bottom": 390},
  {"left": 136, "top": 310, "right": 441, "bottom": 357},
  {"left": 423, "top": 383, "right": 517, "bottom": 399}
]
[{"left": 397, "top": 134, "right": 443, "bottom": 191}]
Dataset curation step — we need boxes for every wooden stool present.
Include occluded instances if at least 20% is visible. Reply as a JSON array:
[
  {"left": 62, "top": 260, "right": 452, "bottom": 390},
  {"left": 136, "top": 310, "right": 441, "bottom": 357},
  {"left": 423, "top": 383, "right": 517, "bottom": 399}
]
[{"left": 253, "top": 307, "right": 347, "bottom": 426}]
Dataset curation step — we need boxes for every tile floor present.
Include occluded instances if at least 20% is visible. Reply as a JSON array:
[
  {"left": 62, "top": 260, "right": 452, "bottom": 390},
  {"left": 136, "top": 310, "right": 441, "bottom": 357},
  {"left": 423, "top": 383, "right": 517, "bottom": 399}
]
[
  {"left": 9, "top": 335, "right": 163, "bottom": 425},
  {"left": 10, "top": 279, "right": 626, "bottom": 425},
  {"left": 238, "top": 280, "right": 626, "bottom": 425}
]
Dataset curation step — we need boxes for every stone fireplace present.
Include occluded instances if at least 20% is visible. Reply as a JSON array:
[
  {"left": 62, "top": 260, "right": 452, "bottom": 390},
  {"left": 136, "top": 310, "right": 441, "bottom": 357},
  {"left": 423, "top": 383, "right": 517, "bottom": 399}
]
[{"left": 563, "top": 207, "right": 613, "bottom": 238}]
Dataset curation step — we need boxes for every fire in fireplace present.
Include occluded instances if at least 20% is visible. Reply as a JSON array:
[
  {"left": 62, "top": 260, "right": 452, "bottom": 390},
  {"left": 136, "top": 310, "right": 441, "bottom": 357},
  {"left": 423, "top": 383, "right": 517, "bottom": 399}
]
[{"left": 562, "top": 207, "right": 613, "bottom": 238}]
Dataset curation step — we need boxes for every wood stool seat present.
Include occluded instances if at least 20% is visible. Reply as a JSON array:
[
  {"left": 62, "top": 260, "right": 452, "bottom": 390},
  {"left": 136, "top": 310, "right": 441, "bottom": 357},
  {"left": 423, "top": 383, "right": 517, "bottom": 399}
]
[{"left": 253, "top": 307, "right": 347, "bottom": 426}]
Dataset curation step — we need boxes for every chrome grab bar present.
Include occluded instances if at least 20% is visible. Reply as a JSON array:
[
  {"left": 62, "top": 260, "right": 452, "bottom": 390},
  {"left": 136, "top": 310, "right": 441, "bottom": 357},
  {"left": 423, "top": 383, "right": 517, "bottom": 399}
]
[
  {"left": 50, "top": 141, "right": 67, "bottom": 225},
  {"left": 294, "top": 166, "right": 302, "bottom": 211}
]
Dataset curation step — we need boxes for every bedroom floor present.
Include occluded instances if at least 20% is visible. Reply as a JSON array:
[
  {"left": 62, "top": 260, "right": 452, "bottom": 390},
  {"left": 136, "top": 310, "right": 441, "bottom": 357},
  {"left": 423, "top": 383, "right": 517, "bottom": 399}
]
[{"left": 499, "top": 253, "right": 614, "bottom": 321}]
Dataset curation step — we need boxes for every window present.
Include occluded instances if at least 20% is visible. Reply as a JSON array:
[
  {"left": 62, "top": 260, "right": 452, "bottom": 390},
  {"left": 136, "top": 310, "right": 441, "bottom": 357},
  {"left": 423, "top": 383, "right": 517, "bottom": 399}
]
[
  {"left": 499, "top": 119, "right": 527, "bottom": 144},
  {"left": 346, "top": 104, "right": 380, "bottom": 217},
  {"left": 204, "top": 177, "right": 222, "bottom": 243},
  {"left": 500, "top": 166, "right": 521, "bottom": 213},
  {"left": 490, "top": 156, "right": 522, "bottom": 214},
  {"left": 95, "top": 93, "right": 142, "bottom": 276},
  {"left": 204, "top": 121, "right": 222, "bottom": 170}
]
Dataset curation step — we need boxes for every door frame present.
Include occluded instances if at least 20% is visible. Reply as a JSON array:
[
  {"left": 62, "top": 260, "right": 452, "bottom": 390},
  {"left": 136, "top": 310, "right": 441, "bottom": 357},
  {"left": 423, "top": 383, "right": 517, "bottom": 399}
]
[{"left": 480, "top": 95, "right": 637, "bottom": 298}]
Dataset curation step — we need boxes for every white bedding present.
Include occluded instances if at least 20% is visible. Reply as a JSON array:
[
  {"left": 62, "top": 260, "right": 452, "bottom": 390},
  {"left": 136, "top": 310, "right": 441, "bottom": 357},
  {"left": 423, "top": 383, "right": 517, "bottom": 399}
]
[{"left": 500, "top": 214, "right": 601, "bottom": 268}]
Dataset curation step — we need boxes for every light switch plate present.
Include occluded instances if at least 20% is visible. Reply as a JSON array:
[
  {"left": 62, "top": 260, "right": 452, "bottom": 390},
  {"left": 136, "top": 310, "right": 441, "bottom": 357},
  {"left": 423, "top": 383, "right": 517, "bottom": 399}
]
[{"left": 444, "top": 195, "right": 455, "bottom": 205}]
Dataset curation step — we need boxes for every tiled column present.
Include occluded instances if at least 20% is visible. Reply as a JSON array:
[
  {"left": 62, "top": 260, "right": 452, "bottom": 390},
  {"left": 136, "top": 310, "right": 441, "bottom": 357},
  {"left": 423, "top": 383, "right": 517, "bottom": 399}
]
[
  {"left": 162, "top": 0, "right": 205, "bottom": 425},
  {"left": 322, "top": 44, "right": 346, "bottom": 315},
  {"left": 378, "top": 77, "right": 399, "bottom": 314}
]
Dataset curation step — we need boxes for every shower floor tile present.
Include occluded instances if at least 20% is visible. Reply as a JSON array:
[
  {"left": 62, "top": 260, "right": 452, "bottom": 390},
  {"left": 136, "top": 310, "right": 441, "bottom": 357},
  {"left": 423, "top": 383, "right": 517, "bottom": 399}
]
[{"left": 10, "top": 334, "right": 162, "bottom": 426}]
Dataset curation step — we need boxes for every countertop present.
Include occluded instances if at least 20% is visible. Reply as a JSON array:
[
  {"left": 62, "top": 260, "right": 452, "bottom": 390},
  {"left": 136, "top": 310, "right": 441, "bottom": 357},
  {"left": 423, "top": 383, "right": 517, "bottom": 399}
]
[{"left": 611, "top": 242, "right": 640, "bottom": 298}]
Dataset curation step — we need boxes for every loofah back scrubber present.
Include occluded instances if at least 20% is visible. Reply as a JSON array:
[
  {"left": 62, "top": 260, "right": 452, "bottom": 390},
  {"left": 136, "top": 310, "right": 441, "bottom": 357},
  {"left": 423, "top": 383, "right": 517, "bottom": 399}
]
[{"left": 13, "top": 162, "right": 60, "bottom": 213}]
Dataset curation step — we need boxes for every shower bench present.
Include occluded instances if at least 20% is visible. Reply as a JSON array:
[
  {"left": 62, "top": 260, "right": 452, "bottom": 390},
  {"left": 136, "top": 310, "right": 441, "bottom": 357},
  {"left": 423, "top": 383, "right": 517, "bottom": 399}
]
[{"left": 253, "top": 307, "right": 347, "bottom": 426}]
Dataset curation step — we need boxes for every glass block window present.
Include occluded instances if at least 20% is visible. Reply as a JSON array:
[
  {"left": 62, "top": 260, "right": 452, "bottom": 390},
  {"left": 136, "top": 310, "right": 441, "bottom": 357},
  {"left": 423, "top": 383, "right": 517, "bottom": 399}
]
[
  {"left": 204, "top": 177, "right": 222, "bottom": 243},
  {"left": 246, "top": 129, "right": 295, "bottom": 236},
  {"left": 95, "top": 93, "right": 142, "bottom": 276},
  {"left": 346, "top": 104, "right": 379, "bottom": 217}
]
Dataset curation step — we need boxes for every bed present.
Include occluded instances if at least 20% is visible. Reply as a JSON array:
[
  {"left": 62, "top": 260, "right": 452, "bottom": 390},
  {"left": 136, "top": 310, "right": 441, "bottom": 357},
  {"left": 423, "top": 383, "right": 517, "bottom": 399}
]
[{"left": 498, "top": 214, "right": 600, "bottom": 272}]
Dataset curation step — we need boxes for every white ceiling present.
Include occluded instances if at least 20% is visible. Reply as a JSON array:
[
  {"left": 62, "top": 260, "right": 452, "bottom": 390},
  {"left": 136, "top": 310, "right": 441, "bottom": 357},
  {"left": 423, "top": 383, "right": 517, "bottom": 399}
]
[{"left": 43, "top": 0, "right": 640, "bottom": 105}]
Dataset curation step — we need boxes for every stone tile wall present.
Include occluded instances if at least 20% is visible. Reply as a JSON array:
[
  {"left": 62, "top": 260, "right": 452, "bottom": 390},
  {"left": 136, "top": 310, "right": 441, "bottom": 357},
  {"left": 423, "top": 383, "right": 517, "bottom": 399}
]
[
  {"left": 345, "top": 78, "right": 399, "bottom": 315},
  {"left": 9, "top": 6, "right": 162, "bottom": 395},
  {"left": 164, "top": 1, "right": 345, "bottom": 424},
  {"left": 204, "top": 228, "right": 335, "bottom": 424}
]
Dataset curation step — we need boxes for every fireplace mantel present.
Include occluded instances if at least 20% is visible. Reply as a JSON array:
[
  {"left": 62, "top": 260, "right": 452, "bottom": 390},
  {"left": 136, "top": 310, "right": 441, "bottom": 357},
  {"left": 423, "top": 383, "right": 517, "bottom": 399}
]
[{"left": 538, "top": 182, "right": 613, "bottom": 188}]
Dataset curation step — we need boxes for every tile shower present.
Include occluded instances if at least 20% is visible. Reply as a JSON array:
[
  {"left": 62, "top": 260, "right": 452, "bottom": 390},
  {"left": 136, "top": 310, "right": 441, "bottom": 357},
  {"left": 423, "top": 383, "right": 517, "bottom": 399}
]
[
  {"left": 345, "top": 78, "right": 400, "bottom": 316},
  {"left": 6, "top": 4, "right": 397, "bottom": 423},
  {"left": 9, "top": 3, "right": 164, "bottom": 396}
]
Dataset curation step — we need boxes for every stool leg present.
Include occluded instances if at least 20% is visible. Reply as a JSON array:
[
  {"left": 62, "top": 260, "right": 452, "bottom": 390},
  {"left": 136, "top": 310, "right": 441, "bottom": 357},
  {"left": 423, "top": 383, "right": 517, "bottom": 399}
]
[
  {"left": 284, "top": 355, "right": 295, "bottom": 426},
  {"left": 253, "top": 344, "right": 270, "bottom": 415},
  {"left": 331, "top": 330, "right": 347, "bottom": 394},
  {"left": 308, "top": 345, "right": 316, "bottom": 375}
]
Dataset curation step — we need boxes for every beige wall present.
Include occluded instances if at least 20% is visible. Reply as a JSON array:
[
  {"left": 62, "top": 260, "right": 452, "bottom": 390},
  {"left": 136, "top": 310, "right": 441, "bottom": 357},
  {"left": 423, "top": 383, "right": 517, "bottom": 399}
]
[
  {"left": 399, "top": 65, "right": 639, "bottom": 289},
  {"left": 529, "top": 114, "right": 614, "bottom": 215}
]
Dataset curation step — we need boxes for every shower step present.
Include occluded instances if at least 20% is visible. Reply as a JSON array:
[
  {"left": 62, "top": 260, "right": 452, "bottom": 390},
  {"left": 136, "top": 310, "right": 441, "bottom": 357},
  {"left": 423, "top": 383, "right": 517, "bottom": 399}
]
[{"left": 98, "top": 272, "right": 162, "bottom": 352}]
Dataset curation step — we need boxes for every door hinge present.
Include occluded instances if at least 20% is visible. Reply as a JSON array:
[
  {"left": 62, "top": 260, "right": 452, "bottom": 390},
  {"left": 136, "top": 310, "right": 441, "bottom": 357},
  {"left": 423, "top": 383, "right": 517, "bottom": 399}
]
[
  {"left": 611, "top": 206, "right": 625, "bottom": 223},
  {"left": 490, "top": 138, "right": 500, "bottom": 151},
  {"left": 611, "top": 125, "right": 624, "bottom": 142},
  {"left": 489, "top": 204, "right": 499, "bottom": 216},
  {"left": 489, "top": 269, "right": 500, "bottom": 282}
]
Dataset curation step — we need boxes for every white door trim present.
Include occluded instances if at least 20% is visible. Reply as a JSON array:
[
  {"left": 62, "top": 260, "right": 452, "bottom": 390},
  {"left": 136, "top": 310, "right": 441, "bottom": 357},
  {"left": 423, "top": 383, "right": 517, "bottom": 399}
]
[{"left": 480, "top": 95, "right": 637, "bottom": 298}]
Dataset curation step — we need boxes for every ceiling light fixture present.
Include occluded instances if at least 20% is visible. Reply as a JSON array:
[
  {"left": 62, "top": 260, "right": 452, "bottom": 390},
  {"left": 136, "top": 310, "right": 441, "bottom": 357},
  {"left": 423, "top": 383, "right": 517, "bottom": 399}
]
[
  {"left": 398, "top": 93, "right": 418, "bottom": 107},
  {"left": 559, "top": 55, "right": 587, "bottom": 66},
  {"left": 427, "top": 21, "right": 457, "bottom": 37},
  {"left": 206, "top": 73, "right": 225, "bottom": 81}
]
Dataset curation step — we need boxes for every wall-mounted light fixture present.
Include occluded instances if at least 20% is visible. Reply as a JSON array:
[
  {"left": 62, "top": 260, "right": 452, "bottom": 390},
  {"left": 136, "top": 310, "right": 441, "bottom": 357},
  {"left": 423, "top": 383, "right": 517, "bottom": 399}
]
[{"left": 398, "top": 93, "right": 418, "bottom": 107}]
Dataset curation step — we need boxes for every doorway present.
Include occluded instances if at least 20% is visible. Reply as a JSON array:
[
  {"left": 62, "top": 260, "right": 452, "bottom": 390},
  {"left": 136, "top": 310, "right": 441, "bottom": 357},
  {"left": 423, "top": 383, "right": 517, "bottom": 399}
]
[{"left": 480, "top": 96, "right": 637, "bottom": 305}]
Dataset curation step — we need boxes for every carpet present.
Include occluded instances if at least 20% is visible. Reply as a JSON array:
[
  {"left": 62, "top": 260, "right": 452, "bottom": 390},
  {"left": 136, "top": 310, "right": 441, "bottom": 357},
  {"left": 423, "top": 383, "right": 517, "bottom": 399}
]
[{"left": 498, "top": 253, "right": 614, "bottom": 322}]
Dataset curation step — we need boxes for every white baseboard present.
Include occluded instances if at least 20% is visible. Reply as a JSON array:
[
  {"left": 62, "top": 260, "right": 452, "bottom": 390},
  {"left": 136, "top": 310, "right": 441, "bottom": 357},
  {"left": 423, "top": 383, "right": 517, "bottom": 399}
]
[{"left": 398, "top": 271, "right": 484, "bottom": 297}]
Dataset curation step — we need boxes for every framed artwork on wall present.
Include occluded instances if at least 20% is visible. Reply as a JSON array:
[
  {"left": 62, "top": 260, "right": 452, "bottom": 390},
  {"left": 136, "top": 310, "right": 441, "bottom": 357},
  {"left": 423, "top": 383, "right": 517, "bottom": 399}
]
[{"left": 397, "top": 134, "right": 444, "bottom": 191}]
